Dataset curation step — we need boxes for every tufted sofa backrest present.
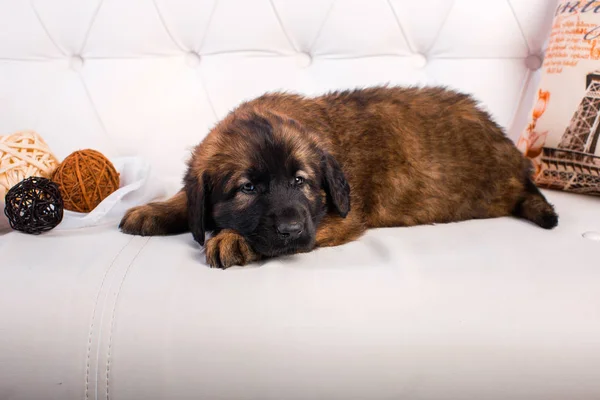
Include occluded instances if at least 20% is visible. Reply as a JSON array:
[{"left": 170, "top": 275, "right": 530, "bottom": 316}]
[{"left": 0, "top": 0, "right": 556, "bottom": 184}]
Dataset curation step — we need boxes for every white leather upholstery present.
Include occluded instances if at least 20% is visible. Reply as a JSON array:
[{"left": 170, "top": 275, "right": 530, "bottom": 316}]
[
  {"left": 1, "top": 0, "right": 555, "bottom": 182},
  {"left": 2, "top": 1, "right": 600, "bottom": 399}
]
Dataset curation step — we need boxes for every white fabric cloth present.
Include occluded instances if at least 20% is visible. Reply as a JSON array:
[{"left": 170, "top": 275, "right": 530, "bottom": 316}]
[
  {"left": 2, "top": 1, "right": 600, "bottom": 400},
  {"left": 55, "top": 157, "right": 166, "bottom": 230}
]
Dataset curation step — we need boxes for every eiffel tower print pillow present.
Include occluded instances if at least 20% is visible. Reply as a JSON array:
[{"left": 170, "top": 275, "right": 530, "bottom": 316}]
[{"left": 518, "top": 1, "right": 600, "bottom": 195}]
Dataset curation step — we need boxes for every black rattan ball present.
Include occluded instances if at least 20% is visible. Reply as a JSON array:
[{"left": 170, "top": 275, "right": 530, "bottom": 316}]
[{"left": 4, "top": 176, "right": 64, "bottom": 234}]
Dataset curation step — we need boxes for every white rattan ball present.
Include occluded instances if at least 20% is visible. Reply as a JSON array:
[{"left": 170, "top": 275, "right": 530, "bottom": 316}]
[{"left": 0, "top": 131, "right": 59, "bottom": 200}]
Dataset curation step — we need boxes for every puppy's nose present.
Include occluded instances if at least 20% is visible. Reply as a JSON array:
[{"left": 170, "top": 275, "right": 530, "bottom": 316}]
[{"left": 276, "top": 221, "right": 304, "bottom": 239}]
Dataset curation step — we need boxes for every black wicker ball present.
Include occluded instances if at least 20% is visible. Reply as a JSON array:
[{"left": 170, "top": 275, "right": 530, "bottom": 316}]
[{"left": 4, "top": 176, "right": 64, "bottom": 234}]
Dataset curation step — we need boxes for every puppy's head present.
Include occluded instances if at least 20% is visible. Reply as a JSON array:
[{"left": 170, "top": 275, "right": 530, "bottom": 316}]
[{"left": 184, "top": 110, "right": 350, "bottom": 257}]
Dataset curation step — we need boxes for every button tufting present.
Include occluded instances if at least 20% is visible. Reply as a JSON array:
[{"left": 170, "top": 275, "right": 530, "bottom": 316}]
[
  {"left": 410, "top": 53, "right": 427, "bottom": 69},
  {"left": 525, "top": 54, "right": 543, "bottom": 71},
  {"left": 582, "top": 231, "right": 600, "bottom": 241},
  {"left": 295, "top": 52, "right": 312, "bottom": 68},
  {"left": 185, "top": 52, "right": 202, "bottom": 68},
  {"left": 69, "top": 55, "right": 84, "bottom": 71}
]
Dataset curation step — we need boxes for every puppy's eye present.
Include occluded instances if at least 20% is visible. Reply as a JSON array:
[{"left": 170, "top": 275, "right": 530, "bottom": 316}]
[
  {"left": 294, "top": 176, "right": 305, "bottom": 186},
  {"left": 241, "top": 182, "right": 256, "bottom": 194}
]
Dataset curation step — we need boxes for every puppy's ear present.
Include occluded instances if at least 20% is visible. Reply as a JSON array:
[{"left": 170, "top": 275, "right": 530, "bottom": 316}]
[
  {"left": 184, "top": 169, "right": 210, "bottom": 246},
  {"left": 321, "top": 151, "right": 350, "bottom": 217}
]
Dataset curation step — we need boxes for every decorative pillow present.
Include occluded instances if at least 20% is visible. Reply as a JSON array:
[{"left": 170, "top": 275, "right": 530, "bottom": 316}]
[{"left": 518, "top": 1, "right": 600, "bottom": 195}]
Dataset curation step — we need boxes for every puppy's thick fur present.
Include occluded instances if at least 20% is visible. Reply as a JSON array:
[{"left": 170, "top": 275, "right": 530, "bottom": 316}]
[{"left": 120, "top": 86, "right": 558, "bottom": 268}]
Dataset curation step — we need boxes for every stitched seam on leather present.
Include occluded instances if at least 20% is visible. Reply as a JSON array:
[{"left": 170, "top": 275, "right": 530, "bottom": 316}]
[
  {"left": 85, "top": 236, "right": 134, "bottom": 400},
  {"left": 308, "top": 0, "right": 336, "bottom": 53},
  {"left": 506, "top": 0, "right": 532, "bottom": 54},
  {"left": 79, "top": 0, "right": 105, "bottom": 54},
  {"left": 195, "top": 0, "right": 219, "bottom": 53},
  {"left": 151, "top": 0, "right": 186, "bottom": 52},
  {"left": 105, "top": 237, "right": 151, "bottom": 400},
  {"left": 29, "top": 0, "right": 67, "bottom": 56},
  {"left": 198, "top": 71, "right": 219, "bottom": 120},
  {"left": 268, "top": 0, "right": 298, "bottom": 52},
  {"left": 508, "top": 68, "right": 533, "bottom": 136},
  {"left": 386, "top": 0, "right": 414, "bottom": 53},
  {"left": 425, "top": 0, "right": 455, "bottom": 54},
  {"left": 78, "top": 74, "right": 110, "bottom": 142}
]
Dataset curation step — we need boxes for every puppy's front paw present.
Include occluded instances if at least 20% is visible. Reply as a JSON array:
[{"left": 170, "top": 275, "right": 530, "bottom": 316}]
[
  {"left": 205, "top": 230, "right": 259, "bottom": 269},
  {"left": 119, "top": 205, "right": 164, "bottom": 236}
]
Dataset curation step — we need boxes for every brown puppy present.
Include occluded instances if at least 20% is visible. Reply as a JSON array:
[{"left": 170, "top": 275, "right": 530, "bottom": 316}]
[{"left": 120, "top": 86, "right": 558, "bottom": 268}]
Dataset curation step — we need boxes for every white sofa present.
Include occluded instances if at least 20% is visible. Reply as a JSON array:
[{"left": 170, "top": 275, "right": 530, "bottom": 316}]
[{"left": 2, "top": 1, "right": 600, "bottom": 399}]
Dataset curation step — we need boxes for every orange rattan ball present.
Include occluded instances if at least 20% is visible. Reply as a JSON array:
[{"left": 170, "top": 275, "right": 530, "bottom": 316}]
[{"left": 52, "top": 149, "right": 120, "bottom": 213}]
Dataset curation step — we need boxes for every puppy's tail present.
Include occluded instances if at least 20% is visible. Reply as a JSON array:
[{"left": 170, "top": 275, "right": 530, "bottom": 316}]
[{"left": 512, "top": 178, "right": 558, "bottom": 229}]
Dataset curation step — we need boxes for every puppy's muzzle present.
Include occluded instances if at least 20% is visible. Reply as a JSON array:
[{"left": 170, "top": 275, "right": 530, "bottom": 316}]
[{"left": 272, "top": 207, "right": 306, "bottom": 240}]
